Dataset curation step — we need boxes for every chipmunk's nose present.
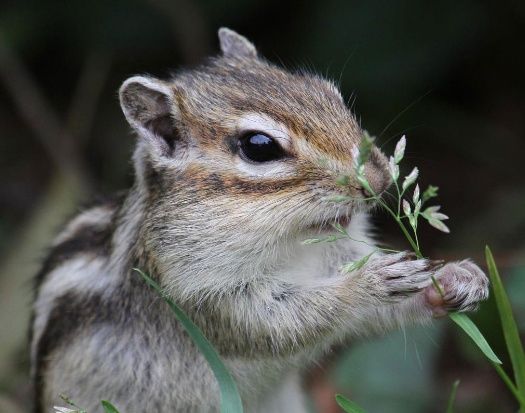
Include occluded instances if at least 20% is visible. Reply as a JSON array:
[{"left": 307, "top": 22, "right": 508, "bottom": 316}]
[{"left": 362, "top": 147, "right": 391, "bottom": 196}]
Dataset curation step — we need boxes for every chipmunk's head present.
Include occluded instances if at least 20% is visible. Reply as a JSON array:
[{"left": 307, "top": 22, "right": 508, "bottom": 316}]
[{"left": 119, "top": 28, "right": 390, "bottom": 268}]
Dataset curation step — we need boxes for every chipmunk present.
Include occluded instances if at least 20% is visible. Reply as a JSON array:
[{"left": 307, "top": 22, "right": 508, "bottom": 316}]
[{"left": 30, "top": 28, "right": 489, "bottom": 413}]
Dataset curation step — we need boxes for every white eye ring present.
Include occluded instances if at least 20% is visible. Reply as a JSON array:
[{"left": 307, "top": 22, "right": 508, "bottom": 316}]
[{"left": 237, "top": 113, "right": 292, "bottom": 151}]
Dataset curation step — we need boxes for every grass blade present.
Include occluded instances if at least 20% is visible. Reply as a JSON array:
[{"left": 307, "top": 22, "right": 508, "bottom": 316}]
[
  {"left": 449, "top": 312, "right": 501, "bottom": 364},
  {"left": 335, "top": 394, "right": 367, "bottom": 413},
  {"left": 101, "top": 401, "right": 120, "bottom": 413},
  {"left": 445, "top": 380, "right": 460, "bottom": 413},
  {"left": 134, "top": 269, "right": 243, "bottom": 413},
  {"left": 486, "top": 246, "right": 525, "bottom": 401}
]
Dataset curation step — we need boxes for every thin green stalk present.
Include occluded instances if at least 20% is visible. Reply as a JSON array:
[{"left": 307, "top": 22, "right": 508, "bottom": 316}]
[
  {"left": 412, "top": 221, "right": 420, "bottom": 251},
  {"left": 373, "top": 191, "right": 423, "bottom": 258},
  {"left": 331, "top": 223, "right": 401, "bottom": 254},
  {"left": 394, "top": 180, "right": 402, "bottom": 217},
  {"left": 394, "top": 215, "right": 422, "bottom": 258},
  {"left": 493, "top": 363, "right": 525, "bottom": 406},
  {"left": 445, "top": 380, "right": 460, "bottom": 413}
]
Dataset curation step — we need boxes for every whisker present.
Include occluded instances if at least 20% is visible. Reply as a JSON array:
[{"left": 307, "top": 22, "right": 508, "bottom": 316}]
[{"left": 378, "top": 89, "right": 433, "bottom": 144}]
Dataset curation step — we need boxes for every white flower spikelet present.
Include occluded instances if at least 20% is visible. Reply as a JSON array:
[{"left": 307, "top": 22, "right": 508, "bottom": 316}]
[
  {"left": 428, "top": 218, "right": 450, "bottom": 233},
  {"left": 414, "top": 199, "right": 422, "bottom": 216},
  {"left": 388, "top": 156, "right": 400, "bottom": 181},
  {"left": 402, "top": 199, "right": 411, "bottom": 216},
  {"left": 424, "top": 205, "right": 441, "bottom": 214},
  {"left": 394, "top": 135, "right": 406, "bottom": 164},
  {"left": 413, "top": 184, "right": 420, "bottom": 203},
  {"left": 402, "top": 167, "right": 419, "bottom": 191},
  {"left": 430, "top": 212, "right": 449, "bottom": 221}
]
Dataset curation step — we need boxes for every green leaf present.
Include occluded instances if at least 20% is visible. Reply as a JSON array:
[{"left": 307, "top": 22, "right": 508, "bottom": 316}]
[
  {"left": 335, "top": 394, "right": 367, "bottom": 413},
  {"left": 449, "top": 312, "right": 501, "bottom": 364},
  {"left": 445, "top": 380, "right": 460, "bottom": 413},
  {"left": 134, "top": 269, "right": 243, "bottom": 413},
  {"left": 486, "top": 246, "right": 525, "bottom": 398},
  {"left": 101, "top": 401, "right": 120, "bottom": 413}
]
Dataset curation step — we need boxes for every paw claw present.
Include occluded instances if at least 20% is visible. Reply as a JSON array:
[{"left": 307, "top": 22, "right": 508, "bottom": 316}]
[{"left": 424, "top": 260, "right": 489, "bottom": 314}]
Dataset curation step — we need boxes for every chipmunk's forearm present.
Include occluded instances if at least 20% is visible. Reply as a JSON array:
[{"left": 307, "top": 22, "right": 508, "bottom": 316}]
[{"left": 184, "top": 279, "right": 368, "bottom": 357}]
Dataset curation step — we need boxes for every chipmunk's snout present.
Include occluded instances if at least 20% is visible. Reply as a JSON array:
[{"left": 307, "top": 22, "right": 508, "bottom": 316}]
[{"left": 362, "top": 147, "right": 391, "bottom": 196}]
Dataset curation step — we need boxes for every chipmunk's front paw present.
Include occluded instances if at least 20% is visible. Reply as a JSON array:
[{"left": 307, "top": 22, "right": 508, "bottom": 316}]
[
  {"left": 363, "top": 252, "right": 440, "bottom": 303},
  {"left": 425, "top": 260, "right": 489, "bottom": 317}
]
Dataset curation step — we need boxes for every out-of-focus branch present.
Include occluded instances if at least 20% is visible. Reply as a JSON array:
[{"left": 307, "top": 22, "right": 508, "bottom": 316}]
[
  {"left": 0, "top": 35, "right": 81, "bottom": 180},
  {"left": 65, "top": 50, "right": 111, "bottom": 145},
  {"left": 0, "top": 36, "right": 111, "bottom": 191},
  {"left": 148, "top": 0, "right": 211, "bottom": 64}
]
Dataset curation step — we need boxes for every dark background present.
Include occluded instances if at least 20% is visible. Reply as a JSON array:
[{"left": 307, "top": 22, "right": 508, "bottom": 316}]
[{"left": 1, "top": 1, "right": 524, "bottom": 412}]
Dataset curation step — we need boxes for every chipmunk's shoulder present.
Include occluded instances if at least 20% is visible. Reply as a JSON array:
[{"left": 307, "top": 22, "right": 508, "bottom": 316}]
[{"left": 34, "top": 192, "right": 125, "bottom": 293}]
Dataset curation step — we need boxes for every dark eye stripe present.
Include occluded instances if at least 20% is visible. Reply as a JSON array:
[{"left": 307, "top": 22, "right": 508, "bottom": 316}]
[{"left": 239, "top": 132, "right": 285, "bottom": 163}]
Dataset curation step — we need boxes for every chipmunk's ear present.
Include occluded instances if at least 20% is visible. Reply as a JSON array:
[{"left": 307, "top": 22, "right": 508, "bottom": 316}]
[
  {"left": 218, "top": 27, "right": 257, "bottom": 59},
  {"left": 119, "top": 76, "right": 179, "bottom": 155}
]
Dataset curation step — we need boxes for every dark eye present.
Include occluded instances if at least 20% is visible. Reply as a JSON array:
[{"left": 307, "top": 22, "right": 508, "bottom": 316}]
[{"left": 239, "top": 132, "right": 285, "bottom": 163}]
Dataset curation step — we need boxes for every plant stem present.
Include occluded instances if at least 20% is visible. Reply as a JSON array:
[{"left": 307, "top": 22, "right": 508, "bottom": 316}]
[
  {"left": 394, "top": 181, "right": 402, "bottom": 217},
  {"left": 493, "top": 363, "right": 525, "bottom": 407},
  {"left": 374, "top": 195, "right": 423, "bottom": 258},
  {"left": 395, "top": 216, "right": 422, "bottom": 258}
]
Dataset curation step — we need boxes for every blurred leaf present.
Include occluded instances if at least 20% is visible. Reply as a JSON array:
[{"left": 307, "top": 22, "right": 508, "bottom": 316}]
[
  {"left": 486, "top": 246, "right": 525, "bottom": 403},
  {"left": 449, "top": 312, "right": 501, "bottom": 364},
  {"left": 101, "top": 401, "right": 120, "bottom": 413},
  {"left": 336, "top": 394, "right": 367, "bottom": 413},
  {"left": 422, "top": 185, "right": 439, "bottom": 203},
  {"left": 134, "top": 269, "right": 243, "bottom": 413}
]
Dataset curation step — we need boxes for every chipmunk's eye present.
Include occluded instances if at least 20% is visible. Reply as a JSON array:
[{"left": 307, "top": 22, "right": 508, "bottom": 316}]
[{"left": 239, "top": 132, "right": 285, "bottom": 163}]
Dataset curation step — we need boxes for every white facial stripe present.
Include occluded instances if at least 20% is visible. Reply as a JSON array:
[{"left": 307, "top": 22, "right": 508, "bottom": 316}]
[
  {"left": 233, "top": 158, "right": 292, "bottom": 178},
  {"left": 237, "top": 113, "right": 292, "bottom": 151}
]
